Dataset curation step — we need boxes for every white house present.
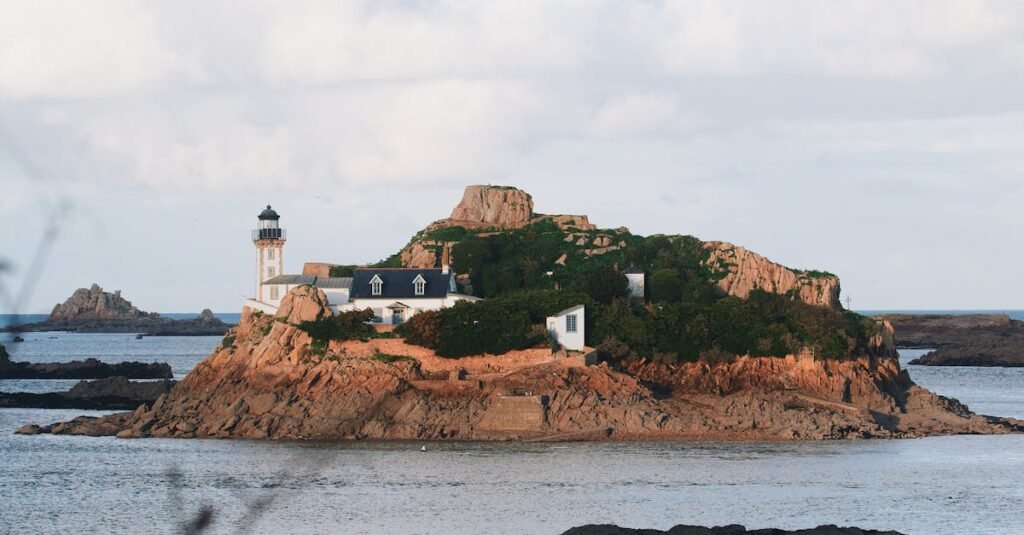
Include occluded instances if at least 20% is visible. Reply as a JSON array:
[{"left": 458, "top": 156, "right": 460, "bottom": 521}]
[
  {"left": 339, "top": 267, "right": 479, "bottom": 324},
  {"left": 546, "top": 304, "right": 585, "bottom": 351},
  {"left": 625, "top": 266, "right": 645, "bottom": 302}
]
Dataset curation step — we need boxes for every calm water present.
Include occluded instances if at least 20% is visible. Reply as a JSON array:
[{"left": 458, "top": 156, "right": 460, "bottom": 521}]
[{"left": 1, "top": 335, "right": 1023, "bottom": 533}]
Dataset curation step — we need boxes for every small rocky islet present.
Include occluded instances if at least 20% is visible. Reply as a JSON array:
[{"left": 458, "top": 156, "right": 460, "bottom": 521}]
[
  {"left": 881, "top": 313, "right": 1024, "bottom": 367},
  {"left": 4, "top": 283, "right": 231, "bottom": 336},
  {"left": 19, "top": 186, "right": 1024, "bottom": 441}
]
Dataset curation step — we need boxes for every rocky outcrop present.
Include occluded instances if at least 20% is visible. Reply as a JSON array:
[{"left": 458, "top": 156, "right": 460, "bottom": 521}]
[
  {"left": 2, "top": 377, "right": 175, "bottom": 410},
  {"left": 883, "top": 314, "right": 1024, "bottom": 367},
  {"left": 0, "top": 345, "right": 172, "bottom": 379},
  {"left": 562, "top": 525, "right": 904, "bottom": 535},
  {"left": 47, "top": 283, "right": 150, "bottom": 322},
  {"left": 275, "top": 286, "right": 332, "bottom": 324},
  {"left": 24, "top": 288, "right": 1022, "bottom": 441},
  {"left": 4, "top": 285, "right": 232, "bottom": 335},
  {"left": 705, "top": 242, "right": 842, "bottom": 309},
  {"left": 450, "top": 185, "right": 534, "bottom": 228}
]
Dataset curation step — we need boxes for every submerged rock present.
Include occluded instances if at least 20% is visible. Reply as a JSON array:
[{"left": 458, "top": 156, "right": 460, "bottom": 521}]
[
  {"left": 1, "top": 376, "right": 175, "bottom": 410},
  {"left": 561, "top": 525, "right": 904, "bottom": 535}
]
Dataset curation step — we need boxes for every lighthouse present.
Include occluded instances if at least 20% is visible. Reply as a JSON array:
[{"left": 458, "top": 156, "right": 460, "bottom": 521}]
[{"left": 253, "top": 205, "right": 286, "bottom": 304}]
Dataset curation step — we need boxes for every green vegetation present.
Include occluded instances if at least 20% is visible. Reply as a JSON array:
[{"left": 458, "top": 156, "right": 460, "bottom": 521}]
[
  {"left": 297, "top": 309, "right": 375, "bottom": 342},
  {"left": 372, "top": 351, "right": 414, "bottom": 364},
  {"left": 383, "top": 214, "right": 875, "bottom": 363},
  {"left": 328, "top": 265, "right": 356, "bottom": 277},
  {"left": 422, "top": 225, "right": 469, "bottom": 242},
  {"left": 220, "top": 334, "right": 237, "bottom": 350}
]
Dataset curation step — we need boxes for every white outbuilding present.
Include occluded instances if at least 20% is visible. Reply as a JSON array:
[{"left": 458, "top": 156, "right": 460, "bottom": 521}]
[{"left": 546, "top": 304, "right": 585, "bottom": 351}]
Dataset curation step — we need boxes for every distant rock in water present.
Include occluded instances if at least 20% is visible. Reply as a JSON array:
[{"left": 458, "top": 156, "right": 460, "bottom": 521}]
[
  {"left": 3, "top": 284, "right": 231, "bottom": 336},
  {"left": 48, "top": 283, "right": 153, "bottom": 322},
  {"left": 881, "top": 314, "right": 1024, "bottom": 367},
  {"left": 561, "top": 525, "right": 904, "bottom": 535},
  {"left": 2, "top": 376, "right": 175, "bottom": 410},
  {"left": 0, "top": 344, "right": 172, "bottom": 379}
]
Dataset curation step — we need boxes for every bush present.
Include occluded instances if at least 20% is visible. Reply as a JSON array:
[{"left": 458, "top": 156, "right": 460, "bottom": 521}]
[
  {"left": 328, "top": 265, "right": 356, "bottom": 277},
  {"left": 648, "top": 268, "right": 682, "bottom": 303},
  {"left": 396, "top": 310, "right": 442, "bottom": 348},
  {"left": 582, "top": 266, "right": 629, "bottom": 304},
  {"left": 298, "top": 309, "right": 374, "bottom": 342}
]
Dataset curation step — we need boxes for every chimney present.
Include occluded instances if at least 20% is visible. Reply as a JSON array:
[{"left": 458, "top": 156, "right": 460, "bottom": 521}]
[{"left": 441, "top": 244, "right": 451, "bottom": 274}]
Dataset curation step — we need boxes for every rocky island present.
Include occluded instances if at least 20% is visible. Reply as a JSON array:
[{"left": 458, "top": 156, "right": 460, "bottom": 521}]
[
  {"left": 4, "top": 284, "right": 231, "bottom": 336},
  {"left": 881, "top": 314, "right": 1024, "bottom": 367},
  {"left": 2, "top": 376, "right": 175, "bottom": 411},
  {"left": 22, "top": 186, "right": 1024, "bottom": 440},
  {"left": 0, "top": 343, "right": 172, "bottom": 380}
]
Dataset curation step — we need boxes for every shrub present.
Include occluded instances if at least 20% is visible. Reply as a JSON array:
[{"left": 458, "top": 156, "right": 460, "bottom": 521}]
[
  {"left": 328, "top": 265, "right": 356, "bottom": 277},
  {"left": 396, "top": 310, "right": 442, "bottom": 348},
  {"left": 648, "top": 269, "right": 682, "bottom": 303},
  {"left": 298, "top": 309, "right": 374, "bottom": 342},
  {"left": 582, "top": 266, "right": 629, "bottom": 304},
  {"left": 372, "top": 351, "right": 414, "bottom": 364},
  {"left": 220, "top": 334, "right": 237, "bottom": 350}
]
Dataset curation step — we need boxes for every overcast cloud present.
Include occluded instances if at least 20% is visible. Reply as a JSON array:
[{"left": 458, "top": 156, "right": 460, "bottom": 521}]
[{"left": 2, "top": 0, "right": 1023, "bottom": 313}]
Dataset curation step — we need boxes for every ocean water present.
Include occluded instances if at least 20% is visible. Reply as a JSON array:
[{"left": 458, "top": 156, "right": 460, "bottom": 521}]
[{"left": 0, "top": 337, "right": 1023, "bottom": 533}]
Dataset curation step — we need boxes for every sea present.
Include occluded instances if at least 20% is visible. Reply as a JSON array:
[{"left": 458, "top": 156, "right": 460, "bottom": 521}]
[{"left": 1, "top": 313, "right": 1023, "bottom": 534}]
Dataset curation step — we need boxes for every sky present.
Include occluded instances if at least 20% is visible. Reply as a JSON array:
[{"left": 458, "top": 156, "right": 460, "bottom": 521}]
[{"left": 1, "top": 0, "right": 1023, "bottom": 314}]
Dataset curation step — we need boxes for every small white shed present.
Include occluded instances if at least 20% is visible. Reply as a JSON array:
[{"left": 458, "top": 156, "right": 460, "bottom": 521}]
[{"left": 546, "top": 304, "right": 585, "bottom": 351}]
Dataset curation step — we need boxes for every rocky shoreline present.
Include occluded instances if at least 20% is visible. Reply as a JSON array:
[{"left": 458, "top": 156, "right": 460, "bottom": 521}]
[
  {"left": 881, "top": 314, "right": 1024, "bottom": 366},
  {"left": 2, "top": 376, "right": 175, "bottom": 411},
  {"left": 0, "top": 344, "right": 172, "bottom": 380},
  {"left": 21, "top": 289, "right": 1024, "bottom": 441},
  {"left": 562, "top": 525, "right": 903, "bottom": 535}
]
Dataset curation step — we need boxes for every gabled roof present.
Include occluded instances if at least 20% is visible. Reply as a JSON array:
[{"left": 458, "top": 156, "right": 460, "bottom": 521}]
[
  {"left": 351, "top": 268, "right": 452, "bottom": 299},
  {"left": 551, "top": 304, "right": 585, "bottom": 317}
]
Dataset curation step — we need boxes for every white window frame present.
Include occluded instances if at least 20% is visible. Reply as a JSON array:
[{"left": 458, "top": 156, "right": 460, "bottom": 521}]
[
  {"left": 566, "top": 314, "right": 578, "bottom": 333},
  {"left": 370, "top": 275, "right": 383, "bottom": 296},
  {"left": 270, "top": 286, "right": 279, "bottom": 300},
  {"left": 268, "top": 248, "right": 275, "bottom": 260},
  {"left": 268, "top": 266, "right": 276, "bottom": 278},
  {"left": 413, "top": 275, "right": 426, "bottom": 296}
]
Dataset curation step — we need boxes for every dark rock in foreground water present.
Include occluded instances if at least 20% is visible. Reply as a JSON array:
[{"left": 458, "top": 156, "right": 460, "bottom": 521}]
[
  {"left": 562, "top": 524, "right": 904, "bottom": 535},
  {"left": 1, "top": 376, "right": 176, "bottom": 410}
]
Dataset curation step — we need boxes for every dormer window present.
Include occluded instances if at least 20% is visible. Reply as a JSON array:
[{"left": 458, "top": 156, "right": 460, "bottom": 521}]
[
  {"left": 370, "top": 274, "right": 383, "bottom": 296},
  {"left": 413, "top": 274, "right": 426, "bottom": 296}
]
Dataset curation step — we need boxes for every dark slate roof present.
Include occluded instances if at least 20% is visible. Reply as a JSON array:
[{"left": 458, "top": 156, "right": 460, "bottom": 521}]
[
  {"left": 258, "top": 205, "right": 280, "bottom": 220},
  {"left": 351, "top": 268, "right": 452, "bottom": 299},
  {"left": 314, "top": 277, "right": 353, "bottom": 289},
  {"left": 263, "top": 274, "right": 316, "bottom": 285}
]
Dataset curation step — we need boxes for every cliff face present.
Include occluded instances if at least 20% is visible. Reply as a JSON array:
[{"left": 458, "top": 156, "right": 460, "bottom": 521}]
[
  {"left": 705, "top": 242, "right": 842, "bottom": 309},
  {"left": 48, "top": 284, "right": 151, "bottom": 322},
  {"left": 35, "top": 287, "right": 1021, "bottom": 441},
  {"left": 450, "top": 185, "right": 534, "bottom": 228}
]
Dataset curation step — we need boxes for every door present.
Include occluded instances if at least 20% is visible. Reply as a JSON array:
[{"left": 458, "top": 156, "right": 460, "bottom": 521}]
[{"left": 392, "top": 309, "right": 404, "bottom": 324}]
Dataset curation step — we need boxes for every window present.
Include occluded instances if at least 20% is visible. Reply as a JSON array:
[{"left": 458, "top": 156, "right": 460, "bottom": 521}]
[
  {"left": 414, "top": 279, "right": 425, "bottom": 295},
  {"left": 270, "top": 286, "right": 279, "bottom": 300},
  {"left": 371, "top": 279, "right": 382, "bottom": 296},
  {"left": 566, "top": 314, "right": 578, "bottom": 333},
  {"left": 268, "top": 266, "right": 276, "bottom": 278},
  {"left": 267, "top": 248, "right": 275, "bottom": 260}
]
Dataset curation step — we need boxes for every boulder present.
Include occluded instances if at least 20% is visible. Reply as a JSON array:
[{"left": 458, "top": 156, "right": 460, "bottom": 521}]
[
  {"left": 276, "top": 286, "right": 332, "bottom": 324},
  {"left": 450, "top": 185, "right": 534, "bottom": 228},
  {"left": 48, "top": 284, "right": 151, "bottom": 322}
]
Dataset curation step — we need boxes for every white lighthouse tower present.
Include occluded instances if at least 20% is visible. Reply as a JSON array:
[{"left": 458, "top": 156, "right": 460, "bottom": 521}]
[{"left": 253, "top": 205, "right": 286, "bottom": 305}]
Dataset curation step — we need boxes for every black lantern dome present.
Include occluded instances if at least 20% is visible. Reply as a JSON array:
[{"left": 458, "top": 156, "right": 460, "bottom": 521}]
[{"left": 258, "top": 205, "right": 280, "bottom": 221}]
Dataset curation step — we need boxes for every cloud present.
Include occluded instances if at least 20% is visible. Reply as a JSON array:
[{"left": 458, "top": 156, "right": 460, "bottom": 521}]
[
  {"left": 0, "top": 1, "right": 204, "bottom": 100},
  {"left": 632, "top": 0, "right": 1017, "bottom": 78},
  {"left": 587, "top": 93, "right": 683, "bottom": 138}
]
